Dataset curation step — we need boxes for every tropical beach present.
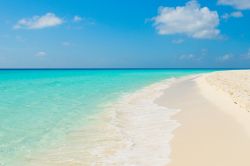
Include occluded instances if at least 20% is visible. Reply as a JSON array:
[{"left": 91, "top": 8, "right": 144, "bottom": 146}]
[{"left": 1, "top": 0, "right": 250, "bottom": 165}]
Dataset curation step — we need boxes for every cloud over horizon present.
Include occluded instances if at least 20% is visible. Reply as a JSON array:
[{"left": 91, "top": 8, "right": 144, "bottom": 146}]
[
  {"left": 153, "top": 0, "right": 220, "bottom": 39},
  {"left": 14, "top": 13, "right": 63, "bottom": 29},
  {"left": 217, "top": 54, "right": 234, "bottom": 62}
]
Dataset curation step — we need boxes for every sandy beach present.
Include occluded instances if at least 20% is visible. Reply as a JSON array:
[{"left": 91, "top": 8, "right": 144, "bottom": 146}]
[{"left": 157, "top": 70, "right": 250, "bottom": 166}]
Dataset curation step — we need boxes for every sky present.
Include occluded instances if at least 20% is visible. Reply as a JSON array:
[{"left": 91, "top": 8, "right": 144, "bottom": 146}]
[{"left": 0, "top": 0, "right": 250, "bottom": 68}]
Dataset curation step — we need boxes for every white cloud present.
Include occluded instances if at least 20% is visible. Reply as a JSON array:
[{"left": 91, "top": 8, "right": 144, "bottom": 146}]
[
  {"left": 222, "top": 11, "right": 243, "bottom": 19},
  {"left": 218, "top": 0, "right": 250, "bottom": 10},
  {"left": 246, "top": 49, "right": 250, "bottom": 59},
  {"left": 35, "top": 51, "right": 47, "bottom": 57},
  {"left": 179, "top": 54, "right": 195, "bottom": 60},
  {"left": 241, "top": 49, "right": 250, "bottom": 59},
  {"left": 62, "top": 41, "right": 71, "bottom": 47},
  {"left": 172, "top": 39, "right": 184, "bottom": 44},
  {"left": 218, "top": 54, "right": 234, "bottom": 61},
  {"left": 231, "top": 11, "right": 244, "bottom": 17},
  {"left": 153, "top": 0, "right": 220, "bottom": 39},
  {"left": 73, "top": 15, "right": 82, "bottom": 22},
  {"left": 14, "top": 13, "right": 63, "bottom": 29},
  {"left": 178, "top": 54, "right": 202, "bottom": 61}
]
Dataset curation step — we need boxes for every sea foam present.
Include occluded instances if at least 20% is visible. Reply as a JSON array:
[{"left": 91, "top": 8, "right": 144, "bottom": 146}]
[
  {"left": 93, "top": 78, "right": 180, "bottom": 166},
  {"left": 21, "top": 78, "right": 180, "bottom": 166}
]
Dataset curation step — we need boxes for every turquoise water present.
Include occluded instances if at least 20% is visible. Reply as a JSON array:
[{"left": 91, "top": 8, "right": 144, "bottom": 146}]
[{"left": 0, "top": 69, "right": 213, "bottom": 165}]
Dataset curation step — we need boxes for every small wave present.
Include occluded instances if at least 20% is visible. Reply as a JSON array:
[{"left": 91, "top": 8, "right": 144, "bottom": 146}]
[
  {"left": 21, "top": 78, "right": 180, "bottom": 166},
  {"left": 91, "top": 78, "right": 180, "bottom": 166}
]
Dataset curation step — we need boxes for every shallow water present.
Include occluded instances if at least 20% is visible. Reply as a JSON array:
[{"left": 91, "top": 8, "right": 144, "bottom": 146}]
[{"left": 0, "top": 69, "right": 212, "bottom": 165}]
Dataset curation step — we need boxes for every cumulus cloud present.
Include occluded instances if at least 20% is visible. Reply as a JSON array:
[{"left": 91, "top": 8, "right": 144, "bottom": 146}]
[
  {"left": 222, "top": 11, "right": 243, "bottom": 19},
  {"left": 218, "top": 0, "right": 250, "bottom": 10},
  {"left": 35, "top": 51, "right": 47, "bottom": 57},
  {"left": 14, "top": 13, "right": 63, "bottom": 29},
  {"left": 153, "top": 0, "right": 220, "bottom": 39}
]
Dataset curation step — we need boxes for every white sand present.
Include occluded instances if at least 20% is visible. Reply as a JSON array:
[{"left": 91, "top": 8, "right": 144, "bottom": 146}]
[
  {"left": 157, "top": 70, "right": 250, "bottom": 166},
  {"left": 200, "top": 70, "right": 250, "bottom": 112},
  {"left": 197, "top": 70, "right": 250, "bottom": 136}
]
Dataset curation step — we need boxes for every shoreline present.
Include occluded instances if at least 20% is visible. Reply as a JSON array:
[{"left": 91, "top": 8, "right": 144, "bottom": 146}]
[
  {"left": 6, "top": 70, "right": 250, "bottom": 165},
  {"left": 157, "top": 70, "right": 250, "bottom": 166},
  {"left": 19, "top": 76, "right": 181, "bottom": 166}
]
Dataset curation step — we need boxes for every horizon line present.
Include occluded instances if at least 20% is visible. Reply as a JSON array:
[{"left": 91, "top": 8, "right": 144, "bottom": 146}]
[{"left": 0, "top": 67, "right": 249, "bottom": 70}]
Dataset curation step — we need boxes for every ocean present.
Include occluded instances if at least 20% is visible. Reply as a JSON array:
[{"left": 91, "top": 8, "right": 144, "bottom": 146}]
[{"left": 0, "top": 69, "right": 212, "bottom": 165}]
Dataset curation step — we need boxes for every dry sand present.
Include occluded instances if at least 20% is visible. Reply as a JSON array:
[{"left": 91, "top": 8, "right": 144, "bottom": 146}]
[{"left": 157, "top": 70, "right": 250, "bottom": 166}]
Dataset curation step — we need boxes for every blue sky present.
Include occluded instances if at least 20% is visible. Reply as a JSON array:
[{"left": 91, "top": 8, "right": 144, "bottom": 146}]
[{"left": 0, "top": 0, "right": 250, "bottom": 68}]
